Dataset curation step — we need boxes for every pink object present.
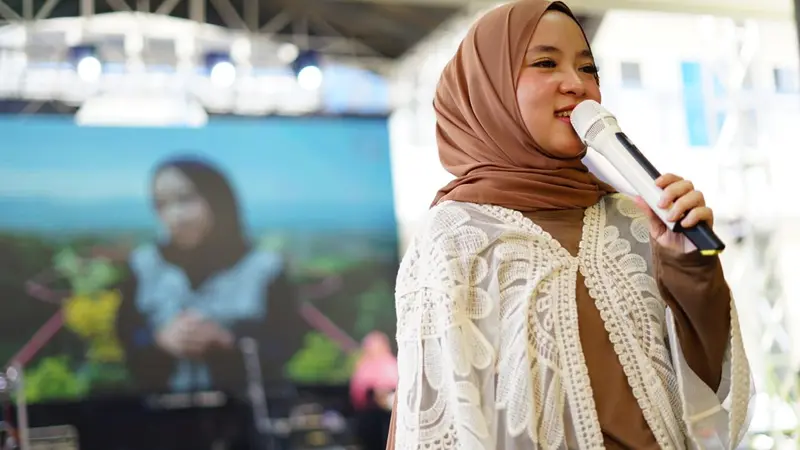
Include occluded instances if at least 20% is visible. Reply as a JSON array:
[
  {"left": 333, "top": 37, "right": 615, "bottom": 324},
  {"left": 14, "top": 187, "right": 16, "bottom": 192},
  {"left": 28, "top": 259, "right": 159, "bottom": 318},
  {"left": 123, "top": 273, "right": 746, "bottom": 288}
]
[
  {"left": 6, "top": 310, "right": 64, "bottom": 368},
  {"left": 349, "top": 332, "right": 398, "bottom": 410},
  {"left": 299, "top": 302, "right": 360, "bottom": 352}
]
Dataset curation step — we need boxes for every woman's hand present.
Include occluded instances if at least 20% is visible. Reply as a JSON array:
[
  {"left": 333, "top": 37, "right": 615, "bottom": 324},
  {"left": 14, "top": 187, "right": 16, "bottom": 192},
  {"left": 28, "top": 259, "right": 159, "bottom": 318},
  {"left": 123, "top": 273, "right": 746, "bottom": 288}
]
[
  {"left": 634, "top": 173, "right": 714, "bottom": 254},
  {"left": 156, "top": 310, "right": 234, "bottom": 358}
]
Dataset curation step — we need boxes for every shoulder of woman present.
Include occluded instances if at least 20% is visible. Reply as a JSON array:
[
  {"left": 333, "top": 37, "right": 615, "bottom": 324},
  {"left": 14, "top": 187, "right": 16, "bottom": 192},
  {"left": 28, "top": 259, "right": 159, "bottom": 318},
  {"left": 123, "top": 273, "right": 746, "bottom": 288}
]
[
  {"left": 399, "top": 202, "right": 503, "bottom": 289},
  {"left": 411, "top": 201, "right": 501, "bottom": 249},
  {"left": 129, "top": 243, "right": 161, "bottom": 275}
]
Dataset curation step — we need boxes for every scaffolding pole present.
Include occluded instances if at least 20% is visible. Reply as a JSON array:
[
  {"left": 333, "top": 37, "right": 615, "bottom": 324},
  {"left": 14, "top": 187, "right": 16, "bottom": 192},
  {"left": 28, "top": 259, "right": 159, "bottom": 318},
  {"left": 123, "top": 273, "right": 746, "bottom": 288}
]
[
  {"left": 710, "top": 17, "right": 799, "bottom": 447},
  {"left": 795, "top": 0, "right": 800, "bottom": 66}
]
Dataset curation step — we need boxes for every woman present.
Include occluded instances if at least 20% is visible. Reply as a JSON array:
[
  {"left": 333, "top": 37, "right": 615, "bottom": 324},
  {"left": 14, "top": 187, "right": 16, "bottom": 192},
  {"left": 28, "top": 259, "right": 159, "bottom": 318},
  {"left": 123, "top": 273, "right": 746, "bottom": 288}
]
[
  {"left": 389, "top": 1, "right": 753, "bottom": 449},
  {"left": 116, "top": 157, "right": 308, "bottom": 395}
]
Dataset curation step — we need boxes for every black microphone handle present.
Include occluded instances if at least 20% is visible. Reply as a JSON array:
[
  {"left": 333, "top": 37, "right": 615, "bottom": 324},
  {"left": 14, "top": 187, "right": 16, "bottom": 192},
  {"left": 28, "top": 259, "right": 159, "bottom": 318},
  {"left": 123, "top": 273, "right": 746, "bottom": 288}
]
[
  {"left": 673, "top": 221, "right": 726, "bottom": 256},
  {"left": 613, "top": 132, "right": 726, "bottom": 256}
]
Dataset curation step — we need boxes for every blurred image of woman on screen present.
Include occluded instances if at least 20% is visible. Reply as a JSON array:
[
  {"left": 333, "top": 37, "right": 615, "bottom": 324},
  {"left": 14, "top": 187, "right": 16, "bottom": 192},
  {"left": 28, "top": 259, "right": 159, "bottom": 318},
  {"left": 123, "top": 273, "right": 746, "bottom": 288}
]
[{"left": 116, "top": 156, "right": 307, "bottom": 395}]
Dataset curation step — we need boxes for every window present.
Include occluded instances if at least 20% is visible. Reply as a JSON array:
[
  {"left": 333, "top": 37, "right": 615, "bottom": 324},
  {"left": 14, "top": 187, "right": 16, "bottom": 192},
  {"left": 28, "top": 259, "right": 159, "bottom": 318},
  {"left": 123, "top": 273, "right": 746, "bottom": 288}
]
[
  {"left": 773, "top": 67, "right": 799, "bottom": 93},
  {"left": 620, "top": 62, "right": 642, "bottom": 88},
  {"left": 680, "top": 61, "right": 710, "bottom": 147}
]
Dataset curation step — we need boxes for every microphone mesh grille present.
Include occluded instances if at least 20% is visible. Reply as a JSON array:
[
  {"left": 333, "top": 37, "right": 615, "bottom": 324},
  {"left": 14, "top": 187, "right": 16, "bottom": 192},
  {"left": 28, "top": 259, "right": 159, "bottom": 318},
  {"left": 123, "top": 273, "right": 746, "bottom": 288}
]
[
  {"left": 571, "top": 100, "right": 619, "bottom": 145},
  {"left": 585, "top": 116, "right": 618, "bottom": 142}
]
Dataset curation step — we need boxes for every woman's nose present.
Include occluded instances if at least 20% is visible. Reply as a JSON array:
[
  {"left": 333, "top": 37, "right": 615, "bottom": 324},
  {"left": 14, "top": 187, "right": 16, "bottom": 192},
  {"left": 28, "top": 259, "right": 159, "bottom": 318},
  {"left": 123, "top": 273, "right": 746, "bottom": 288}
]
[{"left": 559, "top": 71, "right": 586, "bottom": 97}]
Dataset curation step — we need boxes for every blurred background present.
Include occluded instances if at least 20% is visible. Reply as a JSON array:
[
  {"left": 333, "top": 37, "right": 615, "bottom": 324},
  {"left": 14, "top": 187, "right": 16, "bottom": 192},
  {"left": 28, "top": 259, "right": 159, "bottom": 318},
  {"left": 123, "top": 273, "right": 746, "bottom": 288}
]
[{"left": 0, "top": 0, "right": 797, "bottom": 449}]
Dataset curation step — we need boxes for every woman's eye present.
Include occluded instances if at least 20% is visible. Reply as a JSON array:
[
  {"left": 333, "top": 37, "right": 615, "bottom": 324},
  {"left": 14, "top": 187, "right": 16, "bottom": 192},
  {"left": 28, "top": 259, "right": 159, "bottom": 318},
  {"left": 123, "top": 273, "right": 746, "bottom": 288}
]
[
  {"left": 531, "top": 60, "right": 556, "bottom": 68},
  {"left": 582, "top": 64, "right": 600, "bottom": 74}
]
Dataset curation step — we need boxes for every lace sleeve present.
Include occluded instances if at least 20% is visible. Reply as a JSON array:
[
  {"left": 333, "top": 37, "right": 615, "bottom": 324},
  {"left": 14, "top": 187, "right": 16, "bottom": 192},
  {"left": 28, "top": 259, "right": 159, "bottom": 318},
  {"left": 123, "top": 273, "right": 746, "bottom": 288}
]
[
  {"left": 665, "top": 296, "right": 755, "bottom": 449},
  {"left": 605, "top": 193, "right": 755, "bottom": 449},
  {"left": 393, "top": 205, "right": 498, "bottom": 450}
]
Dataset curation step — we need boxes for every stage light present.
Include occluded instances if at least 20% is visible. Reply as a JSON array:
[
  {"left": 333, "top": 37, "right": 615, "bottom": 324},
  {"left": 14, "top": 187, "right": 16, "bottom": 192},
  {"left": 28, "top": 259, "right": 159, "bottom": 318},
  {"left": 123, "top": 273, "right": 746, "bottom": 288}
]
[
  {"left": 297, "top": 65, "right": 322, "bottom": 91},
  {"left": 210, "top": 61, "right": 236, "bottom": 87},
  {"left": 230, "top": 37, "right": 251, "bottom": 64},
  {"left": 205, "top": 52, "right": 236, "bottom": 88},
  {"left": 68, "top": 45, "right": 102, "bottom": 82},
  {"left": 277, "top": 42, "right": 299, "bottom": 63},
  {"left": 76, "top": 56, "right": 102, "bottom": 82},
  {"left": 124, "top": 33, "right": 144, "bottom": 56},
  {"left": 292, "top": 50, "right": 323, "bottom": 91}
]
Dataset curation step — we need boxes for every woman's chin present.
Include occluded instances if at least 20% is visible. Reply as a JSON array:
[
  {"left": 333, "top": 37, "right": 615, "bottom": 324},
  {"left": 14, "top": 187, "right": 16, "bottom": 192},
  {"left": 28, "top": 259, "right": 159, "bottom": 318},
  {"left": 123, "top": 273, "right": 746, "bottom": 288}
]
[{"left": 547, "top": 143, "right": 587, "bottom": 160}]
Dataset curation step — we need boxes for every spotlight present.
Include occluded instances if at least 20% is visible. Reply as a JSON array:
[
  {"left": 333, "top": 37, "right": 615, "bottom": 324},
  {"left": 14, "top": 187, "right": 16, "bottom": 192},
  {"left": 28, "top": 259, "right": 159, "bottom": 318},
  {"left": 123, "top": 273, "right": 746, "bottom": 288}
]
[
  {"left": 230, "top": 37, "right": 251, "bottom": 64},
  {"left": 205, "top": 52, "right": 236, "bottom": 88},
  {"left": 277, "top": 43, "right": 299, "bottom": 63},
  {"left": 68, "top": 45, "right": 102, "bottom": 82},
  {"left": 297, "top": 66, "right": 323, "bottom": 91},
  {"left": 291, "top": 50, "right": 323, "bottom": 91}
]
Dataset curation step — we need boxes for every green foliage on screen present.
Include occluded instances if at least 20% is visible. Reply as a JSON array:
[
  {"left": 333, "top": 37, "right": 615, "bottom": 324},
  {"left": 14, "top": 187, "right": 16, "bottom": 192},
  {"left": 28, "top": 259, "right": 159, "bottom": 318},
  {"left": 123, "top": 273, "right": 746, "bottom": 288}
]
[
  {"left": 19, "top": 246, "right": 129, "bottom": 403},
  {"left": 286, "top": 332, "right": 360, "bottom": 384},
  {"left": 24, "top": 356, "right": 87, "bottom": 402},
  {"left": 53, "top": 248, "right": 122, "bottom": 295},
  {"left": 354, "top": 281, "right": 393, "bottom": 337}
]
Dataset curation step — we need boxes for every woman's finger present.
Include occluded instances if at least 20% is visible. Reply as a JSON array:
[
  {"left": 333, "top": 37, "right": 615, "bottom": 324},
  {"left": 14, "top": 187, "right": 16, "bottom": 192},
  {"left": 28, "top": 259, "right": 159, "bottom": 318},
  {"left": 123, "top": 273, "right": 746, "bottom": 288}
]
[
  {"left": 681, "top": 206, "right": 714, "bottom": 228},
  {"left": 659, "top": 180, "right": 696, "bottom": 209},
  {"left": 668, "top": 190, "right": 705, "bottom": 222},
  {"left": 655, "top": 173, "right": 683, "bottom": 189}
]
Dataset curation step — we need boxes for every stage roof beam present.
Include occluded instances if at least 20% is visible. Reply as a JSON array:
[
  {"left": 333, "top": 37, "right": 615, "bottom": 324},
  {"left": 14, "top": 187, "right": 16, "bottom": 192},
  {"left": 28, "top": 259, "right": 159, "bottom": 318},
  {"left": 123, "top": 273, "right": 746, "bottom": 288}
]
[{"left": 322, "top": 0, "right": 793, "bottom": 21}]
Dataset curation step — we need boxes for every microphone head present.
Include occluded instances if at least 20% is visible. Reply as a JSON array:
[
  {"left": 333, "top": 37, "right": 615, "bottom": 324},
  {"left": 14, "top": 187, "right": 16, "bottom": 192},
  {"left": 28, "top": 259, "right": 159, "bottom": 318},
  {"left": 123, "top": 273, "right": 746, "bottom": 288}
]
[{"left": 570, "top": 100, "right": 621, "bottom": 147}]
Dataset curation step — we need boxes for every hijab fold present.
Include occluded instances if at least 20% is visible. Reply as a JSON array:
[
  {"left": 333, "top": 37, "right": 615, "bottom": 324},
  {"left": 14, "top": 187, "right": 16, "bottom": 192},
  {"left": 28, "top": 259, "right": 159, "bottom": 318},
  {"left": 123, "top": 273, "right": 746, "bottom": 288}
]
[{"left": 432, "top": 0, "right": 614, "bottom": 212}]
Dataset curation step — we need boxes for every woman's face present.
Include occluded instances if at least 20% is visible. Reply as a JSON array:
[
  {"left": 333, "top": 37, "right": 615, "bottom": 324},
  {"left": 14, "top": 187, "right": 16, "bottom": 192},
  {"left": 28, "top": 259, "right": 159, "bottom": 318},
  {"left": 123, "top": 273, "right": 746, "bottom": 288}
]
[
  {"left": 516, "top": 10, "right": 601, "bottom": 158},
  {"left": 153, "top": 167, "right": 213, "bottom": 249}
]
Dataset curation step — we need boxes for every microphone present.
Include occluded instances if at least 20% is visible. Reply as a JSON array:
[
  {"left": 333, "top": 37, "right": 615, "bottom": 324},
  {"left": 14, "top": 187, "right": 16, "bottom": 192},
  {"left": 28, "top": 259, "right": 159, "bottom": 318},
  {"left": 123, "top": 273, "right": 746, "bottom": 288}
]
[{"left": 570, "top": 100, "right": 725, "bottom": 256}]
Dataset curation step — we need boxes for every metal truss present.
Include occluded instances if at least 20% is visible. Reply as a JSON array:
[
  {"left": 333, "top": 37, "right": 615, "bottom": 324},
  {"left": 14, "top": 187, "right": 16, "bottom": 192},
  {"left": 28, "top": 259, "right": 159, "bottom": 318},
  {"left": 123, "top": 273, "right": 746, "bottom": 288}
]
[
  {"left": 709, "top": 17, "right": 800, "bottom": 447},
  {"left": 0, "top": 0, "right": 392, "bottom": 72},
  {"left": 314, "top": 0, "right": 793, "bottom": 21},
  {"left": 0, "top": 0, "right": 397, "bottom": 115}
]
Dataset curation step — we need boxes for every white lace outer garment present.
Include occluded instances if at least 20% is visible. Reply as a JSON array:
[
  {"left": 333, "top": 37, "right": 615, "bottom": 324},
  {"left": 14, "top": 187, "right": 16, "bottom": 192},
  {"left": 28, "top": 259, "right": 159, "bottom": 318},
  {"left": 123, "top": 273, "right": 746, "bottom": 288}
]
[{"left": 393, "top": 194, "right": 754, "bottom": 450}]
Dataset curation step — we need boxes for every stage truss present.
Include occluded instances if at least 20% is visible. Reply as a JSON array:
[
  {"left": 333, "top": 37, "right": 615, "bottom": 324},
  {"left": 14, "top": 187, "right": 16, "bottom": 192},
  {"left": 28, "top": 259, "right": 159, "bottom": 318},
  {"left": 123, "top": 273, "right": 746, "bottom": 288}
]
[{"left": 706, "top": 16, "right": 798, "bottom": 448}]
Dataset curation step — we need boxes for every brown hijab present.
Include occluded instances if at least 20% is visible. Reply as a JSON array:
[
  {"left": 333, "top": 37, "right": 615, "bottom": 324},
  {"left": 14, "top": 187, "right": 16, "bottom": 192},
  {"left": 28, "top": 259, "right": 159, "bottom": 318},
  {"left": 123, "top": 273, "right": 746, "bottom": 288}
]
[{"left": 432, "top": 0, "right": 614, "bottom": 212}]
